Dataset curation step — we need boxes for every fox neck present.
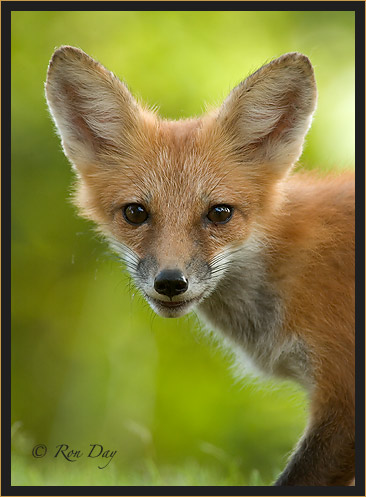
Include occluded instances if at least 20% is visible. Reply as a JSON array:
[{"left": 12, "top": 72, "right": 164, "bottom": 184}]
[{"left": 197, "top": 233, "right": 312, "bottom": 390}]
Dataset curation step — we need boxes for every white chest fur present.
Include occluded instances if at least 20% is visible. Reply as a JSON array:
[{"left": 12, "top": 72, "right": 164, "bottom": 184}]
[{"left": 197, "top": 238, "right": 312, "bottom": 390}]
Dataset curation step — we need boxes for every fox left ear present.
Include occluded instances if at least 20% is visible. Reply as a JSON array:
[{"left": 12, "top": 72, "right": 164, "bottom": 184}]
[{"left": 217, "top": 53, "right": 317, "bottom": 176}]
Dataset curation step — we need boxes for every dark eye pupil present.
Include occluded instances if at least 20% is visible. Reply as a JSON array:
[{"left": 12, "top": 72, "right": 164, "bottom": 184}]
[
  {"left": 207, "top": 205, "right": 233, "bottom": 224},
  {"left": 123, "top": 204, "right": 148, "bottom": 225}
]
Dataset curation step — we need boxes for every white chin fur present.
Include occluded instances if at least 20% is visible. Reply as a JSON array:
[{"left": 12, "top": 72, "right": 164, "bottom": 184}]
[{"left": 147, "top": 297, "right": 198, "bottom": 318}]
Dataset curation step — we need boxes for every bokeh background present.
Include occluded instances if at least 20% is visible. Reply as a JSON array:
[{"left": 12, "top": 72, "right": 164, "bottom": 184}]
[{"left": 11, "top": 10, "right": 355, "bottom": 486}]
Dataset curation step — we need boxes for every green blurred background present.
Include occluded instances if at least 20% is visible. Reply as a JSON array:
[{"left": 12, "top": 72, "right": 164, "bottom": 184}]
[{"left": 11, "top": 10, "right": 355, "bottom": 486}]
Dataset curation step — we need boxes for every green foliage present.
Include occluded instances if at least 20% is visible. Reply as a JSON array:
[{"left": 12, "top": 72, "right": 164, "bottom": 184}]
[{"left": 11, "top": 11, "right": 354, "bottom": 486}]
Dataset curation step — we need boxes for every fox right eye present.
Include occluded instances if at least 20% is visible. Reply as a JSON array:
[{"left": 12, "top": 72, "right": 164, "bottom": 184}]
[
  {"left": 123, "top": 204, "right": 148, "bottom": 225},
  {"left": 207, "top": 205, "right": 233, "bottom": 224}
]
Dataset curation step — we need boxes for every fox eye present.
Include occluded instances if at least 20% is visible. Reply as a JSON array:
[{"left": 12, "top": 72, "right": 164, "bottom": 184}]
[
  {"left": 123, "top": 204, "right": 148, "bottom": 225},
  {"left": 207, "top": 205, "right": 233, "bottom": 224}
]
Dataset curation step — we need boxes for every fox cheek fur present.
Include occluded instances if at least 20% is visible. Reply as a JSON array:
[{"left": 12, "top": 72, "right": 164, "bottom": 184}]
[{"left": 45, "top": 47, "right": 355, "bottom": 486}]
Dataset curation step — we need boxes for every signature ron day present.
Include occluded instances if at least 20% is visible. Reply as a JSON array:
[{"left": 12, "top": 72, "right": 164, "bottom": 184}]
[{"left": 32, "top": 443, "right": 117, "bottom": 469}]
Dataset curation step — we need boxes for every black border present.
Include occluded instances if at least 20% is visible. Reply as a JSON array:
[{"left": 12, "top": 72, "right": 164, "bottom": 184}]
[
  {"left": 1, "top": 0, "right": 365, "bottom": 12},
  {"left": 2, "top": 1, "right": 365, "bottom": 496},
  {"left": 353, "top": 2, "right": 366, "bottom": 495}
]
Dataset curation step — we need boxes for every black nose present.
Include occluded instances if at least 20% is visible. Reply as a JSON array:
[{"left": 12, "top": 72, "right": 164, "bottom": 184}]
[{"left": 154, "top": 269, "right": 188, "bottom": 298}]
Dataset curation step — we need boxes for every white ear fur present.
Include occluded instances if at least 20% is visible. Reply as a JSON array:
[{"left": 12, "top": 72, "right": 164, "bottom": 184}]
[
  {"left": 217, "top": 52, "right": 317, "bottom": 174},
  {"left": 45, "top": 46, "right": 140, "bottom": 168}
]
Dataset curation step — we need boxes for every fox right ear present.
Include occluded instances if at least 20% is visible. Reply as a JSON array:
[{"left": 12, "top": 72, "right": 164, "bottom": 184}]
[
  {"left": 217, "top": 53, "right": 317, "bottom": 176},
  {"left": 45, "top": 46, "right": 141, "bottom": 170}
]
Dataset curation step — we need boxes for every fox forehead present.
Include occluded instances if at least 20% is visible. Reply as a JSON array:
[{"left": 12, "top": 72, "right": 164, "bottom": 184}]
[{"left": 78, "top": 116, "right": 256, "bottom": 219}]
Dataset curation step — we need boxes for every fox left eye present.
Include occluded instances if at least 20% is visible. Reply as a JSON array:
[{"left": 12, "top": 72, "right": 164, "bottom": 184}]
[
  {"left": 123, "top": 203, "right": 148, "bottom": 225},
  {"left": 207, "top": 205, "right": 233, "bottom": 224}
]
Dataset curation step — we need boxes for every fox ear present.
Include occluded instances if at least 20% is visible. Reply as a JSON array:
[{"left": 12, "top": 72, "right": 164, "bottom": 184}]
[
  {"left": 217, "top": 53, "right": 317, "bottom": 175},
  {"left": 45, "top": 46, "right": 141, "bottom": 169}
]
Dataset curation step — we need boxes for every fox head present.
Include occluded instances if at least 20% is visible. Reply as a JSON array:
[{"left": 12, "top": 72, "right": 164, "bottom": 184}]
[{"left": 45, "top": 47, "right": 317, "bottom": 317}]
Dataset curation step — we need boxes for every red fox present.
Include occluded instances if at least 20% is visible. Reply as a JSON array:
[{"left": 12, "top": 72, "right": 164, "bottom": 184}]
[{"left": 45, "top": 47, "right": 355, "bottom": 486}]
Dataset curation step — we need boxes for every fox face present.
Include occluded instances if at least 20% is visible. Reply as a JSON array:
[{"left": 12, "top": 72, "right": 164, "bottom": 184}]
[
  {"left": 45, "top": 47, "right": 316, "bottom": 318},
  {"left": 77, "top": 121, "right": 269, "bottom": 318}
]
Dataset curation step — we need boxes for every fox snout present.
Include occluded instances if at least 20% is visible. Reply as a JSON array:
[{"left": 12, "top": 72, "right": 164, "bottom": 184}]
[
  {"left": 154, "top": 269, "right": 189, "bottom": 298},
  {"left": 135, "top": 255, "right": 213, "bottom": 318}
]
